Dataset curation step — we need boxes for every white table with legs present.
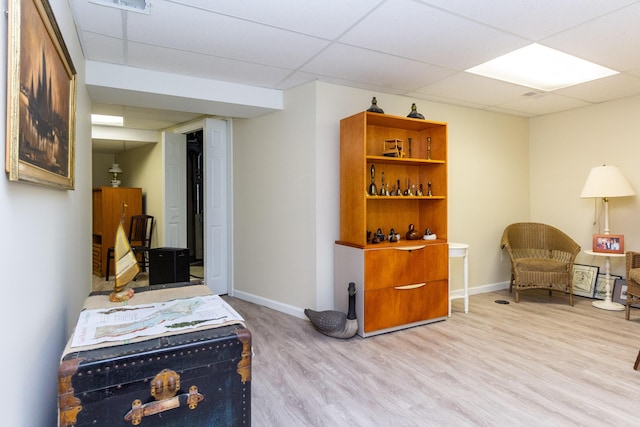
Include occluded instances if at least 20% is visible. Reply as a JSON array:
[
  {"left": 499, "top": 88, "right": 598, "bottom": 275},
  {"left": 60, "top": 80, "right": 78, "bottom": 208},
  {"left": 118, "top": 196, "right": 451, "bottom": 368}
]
[
  {"left": 449, "top": 243, "right": 469, "bottom": 316},
  {"left": 584, "top": 250, "right": 625, "bottom": 311}
]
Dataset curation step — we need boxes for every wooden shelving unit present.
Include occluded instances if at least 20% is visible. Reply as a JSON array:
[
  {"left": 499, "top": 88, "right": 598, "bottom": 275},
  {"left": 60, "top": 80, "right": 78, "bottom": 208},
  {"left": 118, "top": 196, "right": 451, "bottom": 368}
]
[{"left": 334, "top": 111, "right": 448, "bottom": 337}]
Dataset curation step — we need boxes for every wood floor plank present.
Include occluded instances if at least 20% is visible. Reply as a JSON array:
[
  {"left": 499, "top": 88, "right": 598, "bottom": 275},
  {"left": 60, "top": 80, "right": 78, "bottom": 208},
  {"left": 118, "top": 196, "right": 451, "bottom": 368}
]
[{"left": 224, "top": 289, "right": 640, "bottom": 426}]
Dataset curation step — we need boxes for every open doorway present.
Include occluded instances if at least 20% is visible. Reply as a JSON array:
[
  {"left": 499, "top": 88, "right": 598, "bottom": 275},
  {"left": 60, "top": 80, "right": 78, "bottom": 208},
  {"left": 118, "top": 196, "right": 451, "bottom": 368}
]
[
  {"left": 186, "top": 130, "right": 204, "bottom": 280},
  {"left": 164, "top": 118, "right": 229, "bottom": 295}
]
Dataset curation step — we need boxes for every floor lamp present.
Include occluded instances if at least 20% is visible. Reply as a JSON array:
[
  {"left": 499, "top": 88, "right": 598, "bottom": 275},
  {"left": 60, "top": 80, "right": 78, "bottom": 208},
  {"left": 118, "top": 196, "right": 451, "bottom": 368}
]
[
  {"left": 580, "top": 164, "right": 635, "bottom": 310},
  {"left": 580, "top": 165, "right": 635, "bottom": 234}
]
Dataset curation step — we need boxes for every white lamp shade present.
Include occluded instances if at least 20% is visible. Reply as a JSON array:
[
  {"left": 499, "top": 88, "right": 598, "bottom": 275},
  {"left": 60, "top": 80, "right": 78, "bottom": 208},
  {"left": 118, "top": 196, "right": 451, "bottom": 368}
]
[
  {"left": 108, "top": 163, "right": 122, "bottom": 174},
  {"left": 580, "top": 165, "right": 635, "bottom": 198}
]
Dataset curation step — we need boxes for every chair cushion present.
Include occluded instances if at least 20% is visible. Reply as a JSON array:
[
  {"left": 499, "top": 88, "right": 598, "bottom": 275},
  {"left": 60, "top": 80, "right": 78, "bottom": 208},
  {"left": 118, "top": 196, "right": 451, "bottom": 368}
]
[{"left": 514, "top": 257, "right": 567, "bottom": 273}]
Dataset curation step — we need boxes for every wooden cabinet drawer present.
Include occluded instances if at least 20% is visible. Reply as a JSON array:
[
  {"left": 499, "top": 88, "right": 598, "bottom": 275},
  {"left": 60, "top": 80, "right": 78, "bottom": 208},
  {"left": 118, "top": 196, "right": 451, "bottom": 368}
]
[
  {"left": 364, "top": 243, "right": 448, "bottom": 291},
  {"left": 363, "top": 280, "right": 448, "bottom": 332}
]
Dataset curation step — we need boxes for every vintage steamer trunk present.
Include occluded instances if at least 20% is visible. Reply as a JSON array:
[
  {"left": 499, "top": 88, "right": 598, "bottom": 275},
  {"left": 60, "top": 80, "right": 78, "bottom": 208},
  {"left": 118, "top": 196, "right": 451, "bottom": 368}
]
[{"left": 58, "top": 286, "right": 251, "bottom": 426}]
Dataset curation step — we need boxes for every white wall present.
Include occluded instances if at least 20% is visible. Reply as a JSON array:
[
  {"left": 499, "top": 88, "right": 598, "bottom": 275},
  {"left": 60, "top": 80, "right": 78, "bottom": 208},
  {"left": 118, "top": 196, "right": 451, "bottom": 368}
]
[
  {"left": 117, "top": 142, "right": 163, "bottom": 247},
  {"left": 92, "top": 152, "right": 116, "bottom": 188},
  {"left": 234, "top": 81, "right": 529, "bottom": 314},
  {"left": 233, "top": 84, "right": 318, "bottom": 313},
  {"left": 530, "top": 95, "right": 640, "bottom": 277},
  {"left": 0, "top": 2, "right": 92, "bottom": 425}
]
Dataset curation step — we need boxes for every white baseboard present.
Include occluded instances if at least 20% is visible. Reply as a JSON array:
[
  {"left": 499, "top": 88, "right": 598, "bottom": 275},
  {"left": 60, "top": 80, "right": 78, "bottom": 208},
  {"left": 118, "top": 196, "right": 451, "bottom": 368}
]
[
  {"left": 231, "top": 290, "right": 307, "bottom": 319},
  {"left": 232, "top": 281, "right": 511, "bottom": 319},
  {"left": 450, "top": 281, "right": 510, "bottom": 298}
]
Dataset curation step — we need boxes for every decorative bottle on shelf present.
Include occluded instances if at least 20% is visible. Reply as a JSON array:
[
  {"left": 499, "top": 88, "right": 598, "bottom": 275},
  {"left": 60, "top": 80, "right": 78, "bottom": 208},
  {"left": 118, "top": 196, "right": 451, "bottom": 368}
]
[
  {"left": 379, "top": 172, "right": 386, "bottom": 196},
  {"left": 427, "top": 137, "right": 432, "bottom": 160},
  {"left": 407, "top": 103, "right": 425, "bottom": 119},
  {"left": 368, "top": 164, "right": 377, "bottom": 196},
  {"left": 366, "top": 97, "right": 384, "bottom": 114}
]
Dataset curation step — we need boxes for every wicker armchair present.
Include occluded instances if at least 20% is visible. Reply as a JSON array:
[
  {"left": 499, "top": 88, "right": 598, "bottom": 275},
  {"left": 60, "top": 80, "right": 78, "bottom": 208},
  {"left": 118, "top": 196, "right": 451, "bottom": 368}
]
[
  {"left": 501, "top": 223, "right": 581, "bottom": 305},
  {"left": 624, "top": 252, "right": 640, "bottom": 320}
]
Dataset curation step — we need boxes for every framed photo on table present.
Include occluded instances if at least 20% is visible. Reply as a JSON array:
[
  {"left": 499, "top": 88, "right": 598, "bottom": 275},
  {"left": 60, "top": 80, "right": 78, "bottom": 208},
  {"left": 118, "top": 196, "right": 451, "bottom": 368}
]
[
  {"left": 592, "top": 234, "right": 624, "bottom": 254},
  {"left": 594, "top": 273, "right": 622, "bottom": 299},
  {"left": 5, "top": 0, "right": 77, "bottom": 190},
  {"left": 572, "top": 264, "right": 599, "bottom": 298}
]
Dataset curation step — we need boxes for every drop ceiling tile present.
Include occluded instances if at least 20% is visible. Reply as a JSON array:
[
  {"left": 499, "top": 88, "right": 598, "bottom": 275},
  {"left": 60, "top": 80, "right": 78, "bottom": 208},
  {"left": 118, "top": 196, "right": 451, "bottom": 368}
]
[
  {"left": 275, "top": 71, "right": 323, "bottom": 91},
  {"left": 301, "top": 44, "right": 456, "bottom": 91},
  {"left": 555, "top": 73, "right": 640, "bottom": 103},
  {"left": 407, "top": 92, "right": 492, "bottom": 110},
  {"left": 417, "top": 0, "right": 638, "bottom": 40},
  {"left": 340, "top": 0, "right": 528, "bottom": 70},
  {"left": 543, "top": 2, "right": 640, "bottom": 72},
  {"left": 484, "top": 106, "right": 536, "bottom": 118},
  {"left": 126, "top": 2, "right": 330, "bottom": 69},
  {"left": 127, "top": 43, "right": 293, "bottom": 87},
  {"left": 68, "top": 0, "right": 123, "bottom": 37},
  {"left": 171, "top": 0, "right": 385, "bottom": 39},
  {"left": 79, "top": 32, "right": 125, "bottom": 64},
  {"left": 497, "top": 93, "right": 590, "bottom": 116},
  {"left": 320, "top": 78, "right": 409, "bottom": 96},
  {"left": 69, "top": 0, "right": 640, "bottom": 120},
  {"left": 414, "top": 72, "right": 534, "bottom": 106}
]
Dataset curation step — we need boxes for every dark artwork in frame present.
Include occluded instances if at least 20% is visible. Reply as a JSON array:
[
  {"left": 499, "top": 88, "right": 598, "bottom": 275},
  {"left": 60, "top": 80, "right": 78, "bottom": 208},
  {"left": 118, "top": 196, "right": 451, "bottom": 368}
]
[{"left": 6, "top": 0, "right": 77, "bottom": 189}]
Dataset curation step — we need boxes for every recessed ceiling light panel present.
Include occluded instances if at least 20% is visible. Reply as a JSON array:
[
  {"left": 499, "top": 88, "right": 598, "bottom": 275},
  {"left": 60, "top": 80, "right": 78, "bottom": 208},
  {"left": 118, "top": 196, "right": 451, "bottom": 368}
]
[
  {"left": 466, "top": 43, "right": 618, "bottom": 92},
  {"left": 89, "top": 0, "right": 150, "bottom": 14},
  {"left": 91, "top": 114, "right": 124, "bottom": 126}
]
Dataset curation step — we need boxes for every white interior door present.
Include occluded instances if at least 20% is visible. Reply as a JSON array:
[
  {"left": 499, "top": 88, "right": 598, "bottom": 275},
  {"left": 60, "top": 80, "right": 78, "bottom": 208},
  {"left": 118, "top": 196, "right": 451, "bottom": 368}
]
[
  {"left": 203, "top": 118, "right": 230, "bottom": 295},
  {"left": 162, "top": 131, "right": 187, "bottom": 248}
]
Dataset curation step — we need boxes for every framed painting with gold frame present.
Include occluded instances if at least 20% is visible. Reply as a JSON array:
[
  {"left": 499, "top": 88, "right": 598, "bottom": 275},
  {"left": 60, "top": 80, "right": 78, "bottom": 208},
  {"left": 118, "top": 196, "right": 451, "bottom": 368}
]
[{"left": 6, "top": 0, "right": 77, "bottom": 190}]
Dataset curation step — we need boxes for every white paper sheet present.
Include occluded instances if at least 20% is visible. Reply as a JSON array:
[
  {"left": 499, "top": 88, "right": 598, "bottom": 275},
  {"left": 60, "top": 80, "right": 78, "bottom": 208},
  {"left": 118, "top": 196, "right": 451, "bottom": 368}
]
[{"left": 71, "top": 294, "right": 244, "bottom": 348}]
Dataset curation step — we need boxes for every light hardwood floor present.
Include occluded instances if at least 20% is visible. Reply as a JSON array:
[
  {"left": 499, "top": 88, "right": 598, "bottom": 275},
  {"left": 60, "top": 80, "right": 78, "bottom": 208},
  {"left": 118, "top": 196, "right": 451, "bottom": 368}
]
[{"left": 225, "top": 289, "right": 640, "bottom": 427}]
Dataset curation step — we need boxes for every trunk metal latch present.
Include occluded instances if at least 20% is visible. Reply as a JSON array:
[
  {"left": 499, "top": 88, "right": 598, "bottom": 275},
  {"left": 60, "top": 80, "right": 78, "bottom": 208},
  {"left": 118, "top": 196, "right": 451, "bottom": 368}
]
[{"left": 124, "top": 369, "right": 204, "bottom": 425}]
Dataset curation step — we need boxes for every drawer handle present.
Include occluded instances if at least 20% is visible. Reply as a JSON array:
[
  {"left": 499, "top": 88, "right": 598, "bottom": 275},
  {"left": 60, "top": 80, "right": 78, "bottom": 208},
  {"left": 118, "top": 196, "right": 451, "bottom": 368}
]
[
  {"left": 394, "top": 283, "right": 426, "bottom": 290},
  {"left": 394, "top": 245, "right": 425, "bottom": 251}
]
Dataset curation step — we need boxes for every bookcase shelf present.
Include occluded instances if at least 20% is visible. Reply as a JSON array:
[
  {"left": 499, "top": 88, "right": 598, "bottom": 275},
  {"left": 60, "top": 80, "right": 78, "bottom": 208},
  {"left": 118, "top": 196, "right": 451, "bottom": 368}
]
[{"left": 334, "top": 111, "right": 449, "bottom": 337}]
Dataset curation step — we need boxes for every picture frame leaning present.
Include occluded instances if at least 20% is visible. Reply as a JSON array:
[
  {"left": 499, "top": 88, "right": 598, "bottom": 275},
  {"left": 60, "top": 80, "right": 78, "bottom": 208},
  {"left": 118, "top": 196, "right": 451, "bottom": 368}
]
[
  {"left": 612, "top": 278, "right": 640, "bottom": 308},
  {"left": 5, "top": 0, "right": 77, "bottom": 190},
  {"left": 594, "top": 273, "right": 622, "bottom": 300},
  {"left": 572, "top": 264, "right": 599, "bottom": 298}
]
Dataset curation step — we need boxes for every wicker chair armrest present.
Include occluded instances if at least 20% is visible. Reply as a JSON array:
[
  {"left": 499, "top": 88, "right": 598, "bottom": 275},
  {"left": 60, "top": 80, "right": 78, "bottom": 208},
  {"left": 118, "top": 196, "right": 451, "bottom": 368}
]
[
  {"left": 501, "top": 230, "right": 516, "bottom": 263},
  {"left": 626, "top": 252, "right": 640, "bottom": 278}
]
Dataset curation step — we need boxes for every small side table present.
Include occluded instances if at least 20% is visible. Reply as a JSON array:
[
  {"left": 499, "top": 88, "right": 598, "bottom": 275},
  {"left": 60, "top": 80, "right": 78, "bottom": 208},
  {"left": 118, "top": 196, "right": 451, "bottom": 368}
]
[
  {"left": 449, "top": 243, "right": 469, "bottom": 316},
  {"left": 584, "top": 250, "right": 626, "bottom": 311}
]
